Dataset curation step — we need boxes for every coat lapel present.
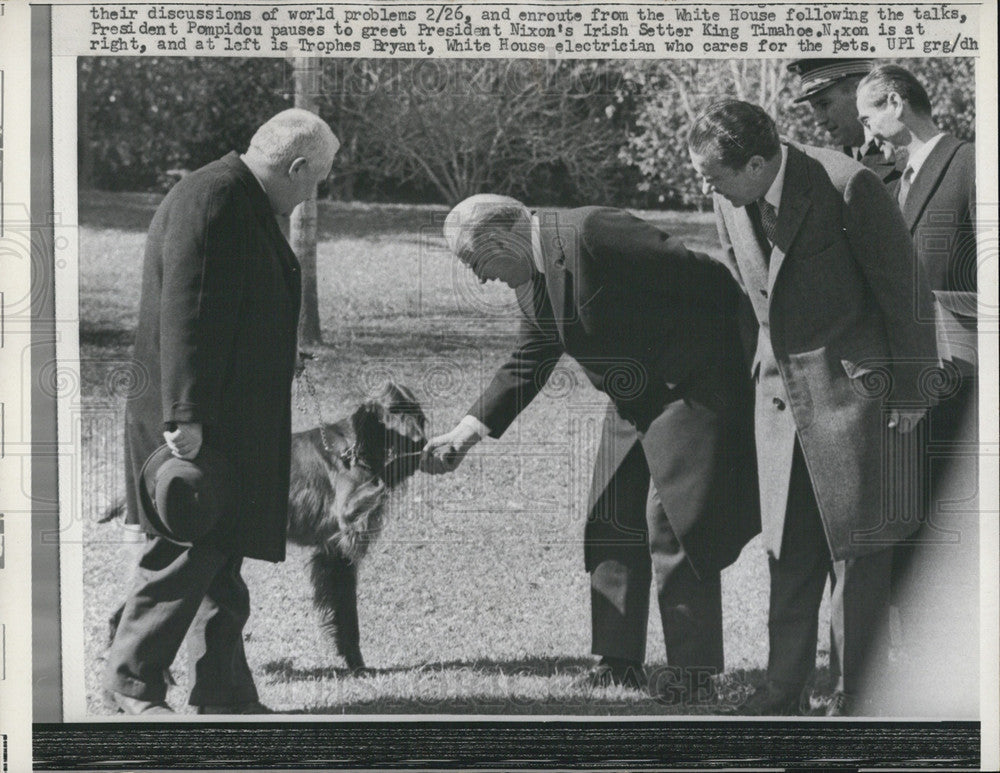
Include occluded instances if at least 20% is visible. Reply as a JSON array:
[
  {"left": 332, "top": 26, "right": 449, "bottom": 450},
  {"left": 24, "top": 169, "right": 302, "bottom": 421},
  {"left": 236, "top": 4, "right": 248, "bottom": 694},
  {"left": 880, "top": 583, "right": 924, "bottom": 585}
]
[
  {"left": 729, "top": 204, "right": 770, "bottom": 292},
  {"left": 902, "top": 134, "right": 962, "bottom": 230},
  {"left": 767, "top": 146, "right": 812, "bottom": 294},
  {"left": 222, "top": 152, "right": 301, "bottom": 285},
  {"left": 537, "top": 209, "right": 576, "bottom": 343}
]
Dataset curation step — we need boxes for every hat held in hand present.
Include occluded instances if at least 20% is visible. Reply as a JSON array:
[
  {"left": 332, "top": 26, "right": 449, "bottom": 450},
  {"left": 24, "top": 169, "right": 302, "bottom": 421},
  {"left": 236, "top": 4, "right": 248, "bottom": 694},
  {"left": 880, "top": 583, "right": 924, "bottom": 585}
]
[{"left": 139, "top": 444, "right": 235, "bottom": 543}]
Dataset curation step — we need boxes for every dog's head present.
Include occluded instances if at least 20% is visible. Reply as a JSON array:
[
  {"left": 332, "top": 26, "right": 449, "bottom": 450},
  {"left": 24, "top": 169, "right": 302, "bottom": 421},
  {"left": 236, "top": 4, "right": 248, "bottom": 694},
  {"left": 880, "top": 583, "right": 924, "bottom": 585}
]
[
  {"left": 348, "top": 381, "right": 428, "bottom": 487},
  {"left": 320, "top": 382, "right": 426, "bottom": 560}
]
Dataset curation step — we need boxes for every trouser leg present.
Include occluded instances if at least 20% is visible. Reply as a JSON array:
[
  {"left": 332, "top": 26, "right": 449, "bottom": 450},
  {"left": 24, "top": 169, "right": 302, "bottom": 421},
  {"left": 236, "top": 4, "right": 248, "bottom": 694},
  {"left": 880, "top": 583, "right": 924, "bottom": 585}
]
[
  {"left": 589, "top": 442, "right": 652, "bottom": 664},
  {"left": 766, "top": 442, "right": 830, "bottom": 692},
  {"left": 646, "top": 483, "right": 723, "bottom": 702},
  {"left": 187, "top": 555, "right": 258, "bottom": 706},
  {"left": 103, "top": 536, "right": 230, "bottom": 701},
  {"left": 647, "top": 483, "right": 724, "bottom": 671},
  {"left": 829, "top": 550, "right": 893, "bottom": 695}
]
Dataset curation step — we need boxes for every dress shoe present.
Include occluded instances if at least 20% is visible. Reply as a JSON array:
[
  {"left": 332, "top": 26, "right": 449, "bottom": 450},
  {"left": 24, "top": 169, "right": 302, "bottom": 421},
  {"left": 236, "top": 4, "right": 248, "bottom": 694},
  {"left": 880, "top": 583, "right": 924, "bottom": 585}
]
[
  {"left": 195, "top": 700, "right": 273, "bottom": 715},
  {"left": 825, "top": 691, "right": 855, "bottom": 716},
  {"left": 727, "top": 681, "right": 804, "bottom": 716},
  {"left": 575, "top": 657, "right": 646, "bottom": 691},
  {"left": 111, "top": 691, "right": 174, "bottom": 715}
]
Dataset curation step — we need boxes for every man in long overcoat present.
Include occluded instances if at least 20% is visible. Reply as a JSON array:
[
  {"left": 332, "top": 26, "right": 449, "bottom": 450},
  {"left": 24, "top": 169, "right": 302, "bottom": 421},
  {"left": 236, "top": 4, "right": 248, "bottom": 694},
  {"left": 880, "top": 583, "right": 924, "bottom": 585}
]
[
  {"left": 104, "top": 109, "right": 339, "bottom": 714},
  {"left": 688, "top": 100, "right": 937, "bottom": 715},
  {"left": 421, "top": 195, "right": 760, "bottom": 704}
]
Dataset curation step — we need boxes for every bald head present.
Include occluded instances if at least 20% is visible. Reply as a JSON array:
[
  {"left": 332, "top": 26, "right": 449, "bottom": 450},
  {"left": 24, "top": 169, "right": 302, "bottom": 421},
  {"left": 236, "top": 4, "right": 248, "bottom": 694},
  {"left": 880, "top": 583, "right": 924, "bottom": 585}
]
[
  {"left": 444, "top": 194, "right": 535, "bottom": 288},
  {"left": 242, "top": 109, "right": 339, "bottom": 216}
]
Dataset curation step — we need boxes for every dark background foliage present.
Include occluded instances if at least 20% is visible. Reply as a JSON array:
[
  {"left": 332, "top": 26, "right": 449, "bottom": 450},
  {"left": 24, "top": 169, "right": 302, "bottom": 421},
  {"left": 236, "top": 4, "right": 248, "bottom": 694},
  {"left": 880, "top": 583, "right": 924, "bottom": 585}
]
[{"left": 78, "top": 57, "right": 976, "bottom": 209}]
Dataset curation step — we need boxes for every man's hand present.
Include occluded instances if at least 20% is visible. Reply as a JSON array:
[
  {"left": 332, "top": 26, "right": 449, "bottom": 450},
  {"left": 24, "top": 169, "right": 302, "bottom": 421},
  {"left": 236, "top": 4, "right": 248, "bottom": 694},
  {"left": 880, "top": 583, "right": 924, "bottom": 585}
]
[
  {"left": 420, "top": 421, "right": 482, "bottom": 475},
  {"left": 164, "top": 422, "right": 203, "bottom": 460},
  {"left": 888, "top": 409, "right": 926, "bottom": 434}
]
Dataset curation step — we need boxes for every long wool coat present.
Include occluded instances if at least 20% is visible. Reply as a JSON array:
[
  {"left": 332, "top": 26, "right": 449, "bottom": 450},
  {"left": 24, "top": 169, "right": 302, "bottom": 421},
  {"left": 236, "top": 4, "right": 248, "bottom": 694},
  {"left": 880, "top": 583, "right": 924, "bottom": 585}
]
[
  {"left": 124, "top": 152, "right": 301, "bottom": 562},
  {"left": 469, "top": 207, "right": 760, "bottom": 577},
  {"left": 713, "top": 143, "right": 939, "bottom": 561}
]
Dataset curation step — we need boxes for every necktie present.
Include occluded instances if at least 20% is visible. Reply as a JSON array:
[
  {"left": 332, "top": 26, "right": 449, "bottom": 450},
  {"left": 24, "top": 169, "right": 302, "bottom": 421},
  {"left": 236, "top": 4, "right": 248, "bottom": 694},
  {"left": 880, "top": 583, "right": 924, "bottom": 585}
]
[
  {"left": 898, "top": 166, "right": 914, "bottom": 210},
  {"left": 757, "top": 199, "right": 778, "bottom": 246}
]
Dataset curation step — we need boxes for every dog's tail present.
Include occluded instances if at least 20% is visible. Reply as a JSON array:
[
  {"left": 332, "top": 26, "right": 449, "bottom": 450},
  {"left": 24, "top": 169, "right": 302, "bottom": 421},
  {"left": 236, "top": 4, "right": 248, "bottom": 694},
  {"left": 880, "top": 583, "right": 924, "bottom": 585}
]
[{"left": 99, "top": 498, "right": 126, "bottom": 524}]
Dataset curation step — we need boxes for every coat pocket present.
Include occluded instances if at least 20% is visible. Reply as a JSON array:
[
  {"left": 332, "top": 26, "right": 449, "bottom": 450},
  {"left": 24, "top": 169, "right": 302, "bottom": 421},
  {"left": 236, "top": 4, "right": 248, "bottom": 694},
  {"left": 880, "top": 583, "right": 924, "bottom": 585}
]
[{"left": 840, "top": 355, "right": 894, "bottom": 401}]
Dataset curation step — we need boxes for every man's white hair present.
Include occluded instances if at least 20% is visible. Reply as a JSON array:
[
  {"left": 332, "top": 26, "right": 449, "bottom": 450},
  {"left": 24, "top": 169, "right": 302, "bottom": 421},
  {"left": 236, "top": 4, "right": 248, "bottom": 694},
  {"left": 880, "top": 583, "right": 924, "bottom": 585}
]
[
  {"left": 249, "top": 108, "right": 339, "bottom": 170},
  {"left": 444, "top": 194, "right": 530, "bottom": 259}
]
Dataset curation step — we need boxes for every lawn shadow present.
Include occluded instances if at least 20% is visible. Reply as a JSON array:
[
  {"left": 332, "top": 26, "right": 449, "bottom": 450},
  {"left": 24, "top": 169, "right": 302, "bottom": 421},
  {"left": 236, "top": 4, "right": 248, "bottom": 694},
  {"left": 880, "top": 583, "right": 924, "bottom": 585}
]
[
  {"left": 262, "top": 654, "right": 594, "bottom": 682},
  {"left": 79, "top": 324, "right": 134, "bottom": 349},
  {"left": 264, "top": 658, "right": 804, "bottom": 716}
]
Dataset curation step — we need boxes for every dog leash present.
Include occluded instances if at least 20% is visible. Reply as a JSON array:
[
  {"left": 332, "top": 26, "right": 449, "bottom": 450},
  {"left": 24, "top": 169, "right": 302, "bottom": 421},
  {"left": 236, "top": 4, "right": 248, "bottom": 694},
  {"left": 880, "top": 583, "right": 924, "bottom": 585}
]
[
  {"left": 294, "top": 352, "right": 424, "bottom": 470},
  {"left": 294, "top": 351, "right": 338, "bottom": 457}
]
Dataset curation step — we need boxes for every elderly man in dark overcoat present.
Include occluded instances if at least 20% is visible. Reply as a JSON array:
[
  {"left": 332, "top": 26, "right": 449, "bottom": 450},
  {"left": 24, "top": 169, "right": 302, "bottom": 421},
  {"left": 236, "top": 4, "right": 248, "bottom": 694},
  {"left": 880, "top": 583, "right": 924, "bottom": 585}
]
[
  {"left": 421, "top": 195, "right": 760, "bottom": 704},
  {"left": 688, "top": 100, "right": 938, "bottom": 715},
  {"left": 104, "top": 109, "right": 339, "bottom": 714}
]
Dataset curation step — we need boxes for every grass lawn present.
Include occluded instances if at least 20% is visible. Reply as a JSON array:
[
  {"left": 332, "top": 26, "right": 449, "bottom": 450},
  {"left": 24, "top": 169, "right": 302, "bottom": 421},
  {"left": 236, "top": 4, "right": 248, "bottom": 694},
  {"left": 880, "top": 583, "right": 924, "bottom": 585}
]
[{"left": 79, "top": 193, "right": 836, "bottom": 715}]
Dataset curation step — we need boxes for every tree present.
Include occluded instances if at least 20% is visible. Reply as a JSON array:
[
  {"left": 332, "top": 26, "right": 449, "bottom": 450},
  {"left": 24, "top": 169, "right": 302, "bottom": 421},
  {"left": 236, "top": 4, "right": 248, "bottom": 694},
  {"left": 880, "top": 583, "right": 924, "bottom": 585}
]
[
  {"left": 334, "top": 60, "right": 630, "bottom": 205},
  {"left": 289, "top": 57, "right": 323, "bottom": 346}
]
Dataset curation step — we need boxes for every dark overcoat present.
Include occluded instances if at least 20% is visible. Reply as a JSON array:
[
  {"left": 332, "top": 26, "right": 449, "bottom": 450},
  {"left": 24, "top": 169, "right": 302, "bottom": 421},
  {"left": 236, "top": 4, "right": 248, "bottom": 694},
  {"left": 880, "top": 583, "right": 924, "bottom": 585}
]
[
  {"left": 712, "top": 144, "right": 939, "bottom": 561},
  {"left": 469, "top": 207, "right": 760, "bottom": 577},
  {"left": 124, "top": 152, "right": 301, "bottom": 562}
]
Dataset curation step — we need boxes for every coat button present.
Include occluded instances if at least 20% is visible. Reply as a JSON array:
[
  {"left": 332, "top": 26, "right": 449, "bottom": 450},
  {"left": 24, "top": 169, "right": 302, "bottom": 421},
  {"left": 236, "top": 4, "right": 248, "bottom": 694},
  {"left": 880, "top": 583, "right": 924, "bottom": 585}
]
[{"left": 772, "top": 397, "right": 785, "bottom": 410}]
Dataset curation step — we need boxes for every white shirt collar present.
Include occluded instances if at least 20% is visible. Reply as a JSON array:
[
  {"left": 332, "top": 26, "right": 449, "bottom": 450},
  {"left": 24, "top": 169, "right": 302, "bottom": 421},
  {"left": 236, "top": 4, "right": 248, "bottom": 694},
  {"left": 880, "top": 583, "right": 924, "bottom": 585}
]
[
  {"left": 530, "top": 213, "right": 544, "bottom": 274},
  {"left": 905, "top": 132, "right": 946, "bottom": 179},
  {"left": 763, "top": 144, "right": 789, "bottom": 212}
]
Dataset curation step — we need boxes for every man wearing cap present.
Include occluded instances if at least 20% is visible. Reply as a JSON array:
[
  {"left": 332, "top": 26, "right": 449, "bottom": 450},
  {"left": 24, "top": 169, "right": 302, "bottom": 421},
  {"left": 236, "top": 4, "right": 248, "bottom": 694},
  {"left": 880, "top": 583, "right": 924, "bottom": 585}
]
[
  {"left": 104, "top": 109, "right": 339, "bottom": 715},
  {"left": 687, "top": 100, "right": 936, "bottom": 715},
  {"left": 421, "top": 195, "right": 760, "bottom": 705},
  {"left": 787, "top": 58, "right": 902, "bottom": 184}
]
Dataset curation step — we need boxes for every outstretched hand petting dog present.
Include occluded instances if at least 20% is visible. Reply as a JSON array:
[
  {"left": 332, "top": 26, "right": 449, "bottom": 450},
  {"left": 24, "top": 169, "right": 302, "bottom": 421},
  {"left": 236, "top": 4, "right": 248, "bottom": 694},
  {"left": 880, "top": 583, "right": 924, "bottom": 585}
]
[{"left": 420, "top": 418, "right": 483, "bottom": 474}]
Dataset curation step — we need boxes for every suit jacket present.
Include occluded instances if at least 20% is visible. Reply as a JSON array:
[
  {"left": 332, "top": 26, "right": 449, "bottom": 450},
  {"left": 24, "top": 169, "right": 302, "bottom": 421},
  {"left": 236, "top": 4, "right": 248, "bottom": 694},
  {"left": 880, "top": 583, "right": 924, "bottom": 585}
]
[
  {"left": 125, "top": 152, "right": 302, "bottom": 562},
  {"left": 713, "top": 144, "right": 938, "bottom": 561},
  {"left": 891, "top": 134, "right": 976, "bottom": 297},
  {"left": 470, "top": 207, "right": 760, "bottom": 575}
]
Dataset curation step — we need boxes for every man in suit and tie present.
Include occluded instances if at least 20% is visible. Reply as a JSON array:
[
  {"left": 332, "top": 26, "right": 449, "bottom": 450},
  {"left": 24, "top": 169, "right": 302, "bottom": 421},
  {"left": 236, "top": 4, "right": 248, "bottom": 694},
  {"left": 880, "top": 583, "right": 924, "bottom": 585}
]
[
  {"left": 421, "top": 195, "right": 760, "bottom": 705},
  {"left": 856, "top": 64, "right": 976, "bottom": 294},
  {"left": 787, "top": 58, "right": 902, "bottom": 185},
  {"left": 856, "top": 65, "right": 979, "bottom": 713},
  {"left": 105, "top": 109, "right": 339, "bottom": 714},
  {"left": 687, "top": 100, "right": 937, "bottom": 715}
]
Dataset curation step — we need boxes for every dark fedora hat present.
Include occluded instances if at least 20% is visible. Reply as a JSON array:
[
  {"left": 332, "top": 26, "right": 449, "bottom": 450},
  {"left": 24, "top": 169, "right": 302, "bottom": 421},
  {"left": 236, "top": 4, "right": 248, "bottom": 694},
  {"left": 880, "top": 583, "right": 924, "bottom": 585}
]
[
  {"left": 138, "top": 444, "right": 235, "bottom": 544},
  {"left": 787, "top": 58, "right": 874, "bottom": 103}
]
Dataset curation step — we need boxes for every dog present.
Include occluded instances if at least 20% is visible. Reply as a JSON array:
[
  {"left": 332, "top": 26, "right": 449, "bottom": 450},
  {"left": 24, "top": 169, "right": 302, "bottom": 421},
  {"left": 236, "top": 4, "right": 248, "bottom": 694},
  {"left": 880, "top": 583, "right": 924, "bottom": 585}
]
[
  {"left": 285, "top": 381, "right": 427, "bottom": 671},
  {"left": 103, "top": 381, "right": 427, "bottom": 675}
]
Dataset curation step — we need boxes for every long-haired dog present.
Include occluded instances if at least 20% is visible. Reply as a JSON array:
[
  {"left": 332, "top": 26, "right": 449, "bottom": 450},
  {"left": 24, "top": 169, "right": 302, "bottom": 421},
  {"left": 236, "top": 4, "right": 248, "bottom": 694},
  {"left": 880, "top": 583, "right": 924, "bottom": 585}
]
[
  {"left": 285, "top": 381, "right": 426, "bottom": 671},
  {"left": 104, "top": 381, "right": 427, "bottom": 674}
]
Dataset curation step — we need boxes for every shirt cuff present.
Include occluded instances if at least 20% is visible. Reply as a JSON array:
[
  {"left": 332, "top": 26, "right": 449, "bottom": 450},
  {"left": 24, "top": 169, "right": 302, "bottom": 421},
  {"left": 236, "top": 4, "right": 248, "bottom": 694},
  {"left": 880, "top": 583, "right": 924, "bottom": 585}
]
[{"left": 459, "top": 415, "right": 490, "bottom": 439}]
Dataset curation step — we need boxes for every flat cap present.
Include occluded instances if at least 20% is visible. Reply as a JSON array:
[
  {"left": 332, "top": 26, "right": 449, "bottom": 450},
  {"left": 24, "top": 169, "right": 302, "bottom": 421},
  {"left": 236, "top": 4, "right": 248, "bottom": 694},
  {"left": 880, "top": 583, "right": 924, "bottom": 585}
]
[{"left": 787, "top": 58, "right": 874, "bottom": 103}]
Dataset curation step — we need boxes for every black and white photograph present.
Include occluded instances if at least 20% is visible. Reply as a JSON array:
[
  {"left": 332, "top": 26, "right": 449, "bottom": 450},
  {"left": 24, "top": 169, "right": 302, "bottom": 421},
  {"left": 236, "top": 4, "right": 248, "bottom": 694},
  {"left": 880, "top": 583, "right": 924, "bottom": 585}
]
[
  {"left": 64, "top": 52, "right": 982, "bottom": 719},
  {"left": 2, "top": 0, "right": 996, "bottom": 769}
]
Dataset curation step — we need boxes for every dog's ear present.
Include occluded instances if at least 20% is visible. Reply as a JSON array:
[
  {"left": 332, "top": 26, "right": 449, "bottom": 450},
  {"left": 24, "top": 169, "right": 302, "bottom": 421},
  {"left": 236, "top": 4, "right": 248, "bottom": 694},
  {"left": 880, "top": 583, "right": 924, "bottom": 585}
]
[
  {"left": 351, "top": 400, "right": 388, "bottom": 461},
  {"left": 380, "top": 381, "right": 427, "bottom": 433}
]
